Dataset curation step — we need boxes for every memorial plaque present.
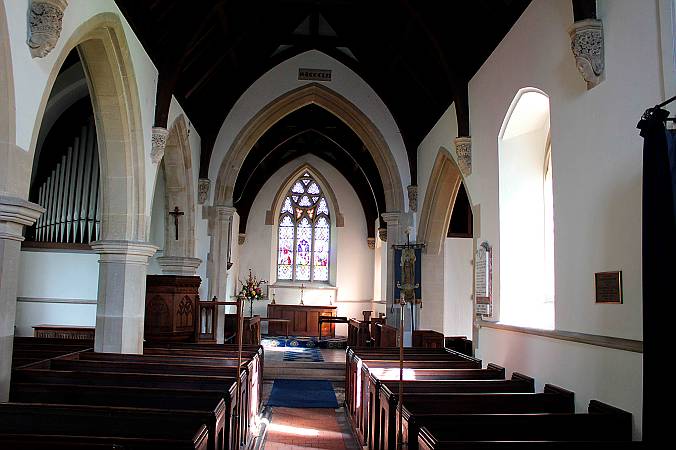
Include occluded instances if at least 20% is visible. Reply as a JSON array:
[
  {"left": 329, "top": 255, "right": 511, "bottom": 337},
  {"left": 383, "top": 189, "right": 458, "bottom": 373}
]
[{"left": 595, "top": 271, "right": 623, "bottom": 304}]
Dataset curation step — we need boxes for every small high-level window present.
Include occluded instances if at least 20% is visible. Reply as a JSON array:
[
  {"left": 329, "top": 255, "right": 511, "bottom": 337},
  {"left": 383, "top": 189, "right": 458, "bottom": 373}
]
[{"left": 277, "top": 172, "right": 330, "bottom": 282}]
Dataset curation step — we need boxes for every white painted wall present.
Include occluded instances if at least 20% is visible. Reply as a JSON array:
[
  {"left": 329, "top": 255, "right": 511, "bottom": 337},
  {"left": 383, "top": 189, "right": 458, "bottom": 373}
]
[
  {"left": 207, "top": 50, "right": 410, "bottom": 210},
  {"left": 461, "top": 0, "right": 656, "bottom": 438},
  {"left": 236, "top": 154, "right": 374, "bottom": 336},
  {"left": 476, "top": 328, "right": 643, "bottom": 440},
  {"left": 443, "top": 238, "right": 473, "bottom": 338},
  {"left": 15, "top": 250, "right": 99, "bottom": 335}
]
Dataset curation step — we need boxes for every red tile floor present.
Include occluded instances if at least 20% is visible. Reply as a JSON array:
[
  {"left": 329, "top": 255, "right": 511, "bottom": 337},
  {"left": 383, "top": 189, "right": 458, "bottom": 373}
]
[{"left": 263, "top": 407, "right": 352, "bottom": 450}]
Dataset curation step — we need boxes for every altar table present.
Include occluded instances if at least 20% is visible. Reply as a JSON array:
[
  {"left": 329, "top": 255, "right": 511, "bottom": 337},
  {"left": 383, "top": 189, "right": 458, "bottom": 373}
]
[{"left": 266, "top": 304, "right": 337, "bottom": 337}]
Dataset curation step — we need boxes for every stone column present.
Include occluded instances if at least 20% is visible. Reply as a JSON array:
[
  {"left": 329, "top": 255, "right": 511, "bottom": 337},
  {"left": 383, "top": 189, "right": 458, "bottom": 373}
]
[
  {"left": 207, "top": 206, "right": 237, "bottom": 343},
  {"left": 381, "top": 211, "right": 411, "bottom": 329},
  {"left": 90, "top": 240, "right": 157, "bottom": 354},
  {"left": 0, "top": 196, "right": 43, "bottom": 401}
]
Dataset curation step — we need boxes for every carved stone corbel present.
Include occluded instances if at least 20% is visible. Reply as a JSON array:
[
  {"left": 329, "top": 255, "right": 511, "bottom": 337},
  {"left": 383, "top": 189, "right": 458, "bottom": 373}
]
[
  {"left": 454, "top": 136, "right": 472, "bottom": 176},
  {"left": 151, "top": 127, "right": 169, "bottom": 164},
  {"left": 198, "top": 179, "right": 210, "bottom": 204},
  {"left": 27, "top": 0, "right": 68, "bottom": 58},
  {"left": 367, "top": 237, "right": 376, "bottom": 250},
  {"left": 238, "top": 233, "right": 246, "bottom": 245},
  {"left": 569, "top": 19, "right": 604, "bottom": 89},
  {"left": 378, "top": 227, "right": 387, "bottom": 243},
  {"left": 407, "top": 185, "right": 418, "bottom": 212}
]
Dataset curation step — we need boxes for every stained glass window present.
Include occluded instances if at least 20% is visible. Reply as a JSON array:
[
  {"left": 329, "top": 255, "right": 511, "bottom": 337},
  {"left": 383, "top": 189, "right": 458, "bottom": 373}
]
[{"left": 277, "top": 172, "right": 331, "bottom": 282}]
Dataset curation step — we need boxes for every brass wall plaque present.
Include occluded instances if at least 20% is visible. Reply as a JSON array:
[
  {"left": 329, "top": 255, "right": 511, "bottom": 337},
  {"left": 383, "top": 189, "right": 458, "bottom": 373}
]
[{"left": 595, "top": 271, "right": 623, "bottom": 304}]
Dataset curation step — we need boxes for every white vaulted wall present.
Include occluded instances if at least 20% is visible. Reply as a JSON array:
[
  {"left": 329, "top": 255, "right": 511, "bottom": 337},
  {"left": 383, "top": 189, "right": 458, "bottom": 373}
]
[
  {"left": 237, "top": 155, "right": 374, "bottom": 336},
  {"left": 413, "top": 0, "right": 660, "bottom": 439}
]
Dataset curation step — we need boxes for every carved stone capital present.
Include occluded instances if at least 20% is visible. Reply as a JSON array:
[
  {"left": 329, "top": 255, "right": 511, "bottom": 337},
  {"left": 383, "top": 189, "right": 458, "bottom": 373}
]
[
  {"left": 454, "top": 136, "right": 472, "bottom": 176},
  {"left": 569, "top": 19, "right": 604, "bottom": 89},
  {"left": 407, "top": 185, "right": 418, "bottom": 212},
  {"left": 198, "top": 178, "right": 210, "bottom": 204},
  {"left": 151, "top": 127, "right": 169, "bottom": 164},
  {"left": 367, "top": 237, "right": 376, "bottom": 250},
  {"left": 378, "top": 227, "right": 387, "bottom": 243},
  {"left": 90, "top": 240, "right": 158, "bottom": 264},
  {"left": 0, "top": 196, "right": 45, "bottom": 242},
  {"left": 27, "top": 0, "right": 68, "bottom": 58}
]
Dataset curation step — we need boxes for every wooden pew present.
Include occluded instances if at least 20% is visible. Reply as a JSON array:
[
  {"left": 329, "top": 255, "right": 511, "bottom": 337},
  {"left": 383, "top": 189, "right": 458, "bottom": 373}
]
[
  {"left": 414, "top": 401, "right": 633, "bottom": 449},
  {"left": 377, "top": 323, "right": 398, "bottom": 347},
  {"left": 370, "top": 373, "right": 535, "bottom": 450},
  {"left": 0, "top": 403, "right": 210, "bottom": 450},
  {"left": 65, "top": 350, "right": 261, "bottom": 438},
  {"left": 0, "top": 435, "right": 120, "bottom": 450},
  {"left": 412, "top": 330, "right": 444, "bottom": 348},
  {"left": 352, "top": 362, "right": 504, "bottom": 447},
  {"left": 12, "top": 367, "right": 248, "bottom": 450},
  {"left": 10, "top": 383, "right": 232, "bottom": 450},
  {"left": 394, "top": 385, "right": 575, "bottom": 450}
]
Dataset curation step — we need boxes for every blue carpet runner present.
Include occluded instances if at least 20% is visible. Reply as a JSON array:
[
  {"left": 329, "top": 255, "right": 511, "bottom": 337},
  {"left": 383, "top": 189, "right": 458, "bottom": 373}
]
[
  {"left": 261, "top": 335, "right": 347, "bottom": 349},
  {"left": 282, "top": 347, "right": 324, "bottom": 362},
  {"left": 266, "top": 379, "right": 338, "bottom": 408}
]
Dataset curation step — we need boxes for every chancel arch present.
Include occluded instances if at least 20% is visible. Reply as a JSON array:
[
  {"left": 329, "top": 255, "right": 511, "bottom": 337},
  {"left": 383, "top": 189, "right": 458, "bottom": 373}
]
[
  {"left": 498, "top": 87, "right": 554, "bottom": 329},
  {"left": 213, "top": 83, "right": 405, "bottom": 214}
]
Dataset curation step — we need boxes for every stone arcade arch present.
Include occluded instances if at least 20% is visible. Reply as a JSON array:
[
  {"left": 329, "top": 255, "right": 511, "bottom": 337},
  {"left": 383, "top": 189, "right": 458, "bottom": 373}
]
[
  {"left": 156, "top": 115, "right": 200, "bottom": 275},
  {"left": 28, "top": 13, "right": 154, "bottom": 353},
  {"left": 417, "top": 148, "right": 465, "bottom": 256}
]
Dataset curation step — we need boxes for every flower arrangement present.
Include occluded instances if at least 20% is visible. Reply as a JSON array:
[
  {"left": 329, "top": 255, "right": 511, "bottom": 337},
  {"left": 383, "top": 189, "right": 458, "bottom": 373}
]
[{"left": 238, "top": 268, "right": 267, "bottom": 317}]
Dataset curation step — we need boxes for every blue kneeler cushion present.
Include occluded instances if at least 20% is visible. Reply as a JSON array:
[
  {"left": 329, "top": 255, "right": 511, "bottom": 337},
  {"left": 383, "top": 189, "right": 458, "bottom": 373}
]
[
  {"left": 266, "top": 379, "right": 338, "bottom": 408},
  {"left": 282, "top": 347, "right": 324, "bottom": 362}
]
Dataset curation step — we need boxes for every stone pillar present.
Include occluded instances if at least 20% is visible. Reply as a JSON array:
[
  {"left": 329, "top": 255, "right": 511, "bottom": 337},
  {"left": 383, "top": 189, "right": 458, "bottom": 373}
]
[
  {"left": 90, "top": 240, "right": 157, "bottom": 354},
  {"left": 207, "top": 206, "right": 237, "bottom": 343},
  {"left": 381, "top": 211, "right": 412, "bottom": 329},
  {"left": 0, "top": 196, "right": 43, "bottom": 401}
]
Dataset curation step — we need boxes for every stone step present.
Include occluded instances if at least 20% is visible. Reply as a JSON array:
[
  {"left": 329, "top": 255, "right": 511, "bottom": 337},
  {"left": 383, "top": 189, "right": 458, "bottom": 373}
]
[{"left": 264, "top": 361, "right": 344, "bottom": 381}]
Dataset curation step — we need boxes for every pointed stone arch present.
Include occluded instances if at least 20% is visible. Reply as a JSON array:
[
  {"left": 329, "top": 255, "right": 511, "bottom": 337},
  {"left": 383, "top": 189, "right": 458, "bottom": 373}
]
[
  {"left": 213, "top": 83, "right": 405, "bottom": 213},
  {"left": 28, "top": 12, "right": 147, "bottom": 241},
  {"left": 417, "top": 147, "right": 465, "bottom": 255},
  {"left": 157, "top": 115, "right": 201, "bottom": 275}
]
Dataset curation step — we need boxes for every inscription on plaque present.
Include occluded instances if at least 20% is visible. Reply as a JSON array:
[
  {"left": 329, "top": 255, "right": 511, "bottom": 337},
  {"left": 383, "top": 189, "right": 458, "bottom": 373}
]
[
  {"left": 595, "top": 271, "right": 623, "bottom": 304},
  {"left": 298, "top": 68, "right": 332, "bottom": 82}
]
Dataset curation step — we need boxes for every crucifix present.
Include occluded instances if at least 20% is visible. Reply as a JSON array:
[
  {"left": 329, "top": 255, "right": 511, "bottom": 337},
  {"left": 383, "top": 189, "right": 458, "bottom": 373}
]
[
  {"left": 299, "top": 283, "right": 305, "bottom": 305},
  {"left": 168, "top": 206, "right": 184, "bottom": 240}
]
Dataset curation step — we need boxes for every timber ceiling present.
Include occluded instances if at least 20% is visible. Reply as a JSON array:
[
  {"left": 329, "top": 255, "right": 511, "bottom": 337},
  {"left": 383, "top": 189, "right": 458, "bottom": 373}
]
[{"left": 115, "top": 0, "right": 531, "bottom": 182}]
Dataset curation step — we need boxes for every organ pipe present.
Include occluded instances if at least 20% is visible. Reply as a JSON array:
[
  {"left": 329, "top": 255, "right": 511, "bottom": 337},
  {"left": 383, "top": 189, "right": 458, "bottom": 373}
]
[{"left": 33, "top": 118, "right": 100, "bottom": 244}]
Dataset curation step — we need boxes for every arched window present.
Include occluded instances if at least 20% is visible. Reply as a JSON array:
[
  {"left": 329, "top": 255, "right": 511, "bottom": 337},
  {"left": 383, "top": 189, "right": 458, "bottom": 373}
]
[
  {"left": 498, "top": 89, "right": 555, "bottom": 329},
  {"left": 277, "top": 172, "right": 331, "bottom": 282}
]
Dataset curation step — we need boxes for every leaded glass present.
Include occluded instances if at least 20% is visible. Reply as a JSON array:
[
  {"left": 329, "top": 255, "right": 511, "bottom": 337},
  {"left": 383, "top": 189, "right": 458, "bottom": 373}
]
[
  {"left": 299, "top": 195, "right": 312, "bottom": 207},
  {"left": 277, "top": 215, "right": 295, "bottom": 280},
  {"left": 277, "top": 172, "right": 331, "bottom": 282},
  {"left": 296, "top": 217, "right": 312, "bottom": 280},
  {"left": 282, "top": 197, "right": 293, "bottom": 214},
  {"left": 317, "top": 197, "right": 329, "bottom": 215},
  {"left": 313, "top": 216, "right": 330, "bottom": 281}
]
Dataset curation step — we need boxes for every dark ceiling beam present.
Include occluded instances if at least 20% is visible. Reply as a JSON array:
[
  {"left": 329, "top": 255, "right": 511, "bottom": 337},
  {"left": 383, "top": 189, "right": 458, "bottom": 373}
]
[
  {"left": 399, "top": 0, "right": 470, "bottom": 144},
  {"left": 572, "top": 0, "right": 597, "bottom": 21}
]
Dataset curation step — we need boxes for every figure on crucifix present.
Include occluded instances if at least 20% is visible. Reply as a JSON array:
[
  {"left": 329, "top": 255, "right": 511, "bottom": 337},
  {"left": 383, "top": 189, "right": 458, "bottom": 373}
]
[{"left": 169, "top": 206, "right": 184, "bottom": 240}]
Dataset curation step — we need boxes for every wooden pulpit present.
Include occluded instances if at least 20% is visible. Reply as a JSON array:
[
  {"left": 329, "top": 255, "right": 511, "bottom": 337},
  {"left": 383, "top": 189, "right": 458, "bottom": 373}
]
[{"left": 144, "top": 275, "right": 200, "bottom": 342}]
